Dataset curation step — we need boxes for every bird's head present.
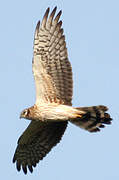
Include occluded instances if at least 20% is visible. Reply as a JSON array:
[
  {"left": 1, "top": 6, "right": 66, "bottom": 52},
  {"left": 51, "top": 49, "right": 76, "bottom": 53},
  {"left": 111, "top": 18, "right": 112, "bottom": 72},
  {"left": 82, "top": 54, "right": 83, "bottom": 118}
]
[{"left": 20, "top": 108, "right": 30, "bottom": 119}]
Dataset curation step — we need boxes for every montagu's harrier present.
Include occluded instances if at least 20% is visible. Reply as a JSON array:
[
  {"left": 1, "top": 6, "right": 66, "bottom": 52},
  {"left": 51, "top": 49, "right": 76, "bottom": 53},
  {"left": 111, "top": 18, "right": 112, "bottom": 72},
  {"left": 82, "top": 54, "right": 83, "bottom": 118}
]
[{"left": 13, "top": 7, "right": 112, "bottom": 174}]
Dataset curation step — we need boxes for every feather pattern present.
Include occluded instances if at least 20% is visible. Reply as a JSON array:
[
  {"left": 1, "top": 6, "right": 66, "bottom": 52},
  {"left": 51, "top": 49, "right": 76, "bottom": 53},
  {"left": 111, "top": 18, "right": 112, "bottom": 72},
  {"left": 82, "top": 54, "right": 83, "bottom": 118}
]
[
  {"left": 13, "top": 121, "right": 67, "bottom": 174},
  {"left": 13, "top": 7, "right": 112, "bottom": 175},
  {"left": 33, "top": 7, "right": 73, "bottom": 105}
]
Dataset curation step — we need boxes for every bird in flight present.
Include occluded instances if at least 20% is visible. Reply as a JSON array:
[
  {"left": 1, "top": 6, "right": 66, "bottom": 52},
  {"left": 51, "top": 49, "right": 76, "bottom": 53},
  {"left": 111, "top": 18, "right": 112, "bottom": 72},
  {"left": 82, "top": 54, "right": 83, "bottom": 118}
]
[{"left": 13, "top": 7, "right": 112, "bottom": 174}]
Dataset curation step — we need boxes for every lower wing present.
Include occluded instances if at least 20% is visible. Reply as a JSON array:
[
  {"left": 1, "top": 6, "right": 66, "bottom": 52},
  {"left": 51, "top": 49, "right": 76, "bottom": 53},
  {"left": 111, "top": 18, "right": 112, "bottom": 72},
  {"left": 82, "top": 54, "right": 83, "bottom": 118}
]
[{"left": 13, "top": 121, "right": 67, "bottom": 174}]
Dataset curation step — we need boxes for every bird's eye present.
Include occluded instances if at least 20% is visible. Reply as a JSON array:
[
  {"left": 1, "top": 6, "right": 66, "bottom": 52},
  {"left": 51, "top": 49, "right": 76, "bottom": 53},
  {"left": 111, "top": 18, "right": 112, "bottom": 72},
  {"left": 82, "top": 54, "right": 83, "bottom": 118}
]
[{"left": 23, "top": 110, "right": 28, "bottom": 116}]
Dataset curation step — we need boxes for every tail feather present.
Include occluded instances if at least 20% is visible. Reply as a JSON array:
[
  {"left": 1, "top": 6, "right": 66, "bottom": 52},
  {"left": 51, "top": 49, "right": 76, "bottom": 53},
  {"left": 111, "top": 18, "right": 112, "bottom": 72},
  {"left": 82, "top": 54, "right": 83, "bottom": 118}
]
[{"left": 70, "top": 105, "right": 112, "bottom": 133}]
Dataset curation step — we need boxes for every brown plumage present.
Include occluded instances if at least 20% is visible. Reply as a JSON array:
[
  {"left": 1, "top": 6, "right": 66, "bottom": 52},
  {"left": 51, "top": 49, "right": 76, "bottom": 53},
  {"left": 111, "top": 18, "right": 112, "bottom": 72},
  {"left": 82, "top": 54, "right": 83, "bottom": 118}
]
[{"left": 13, "top": 7, "right": 112, "bottom": 174}]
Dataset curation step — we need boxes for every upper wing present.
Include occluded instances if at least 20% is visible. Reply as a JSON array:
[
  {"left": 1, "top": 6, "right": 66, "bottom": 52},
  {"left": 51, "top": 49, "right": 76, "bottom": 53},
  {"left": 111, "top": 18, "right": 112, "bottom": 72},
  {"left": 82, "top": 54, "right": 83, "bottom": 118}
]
[
  {"left": 13, "top": 121, "right": 67, "bottom": 174},
  {"left": 33, "top": 7, "right": 73, "bottom": 106}
]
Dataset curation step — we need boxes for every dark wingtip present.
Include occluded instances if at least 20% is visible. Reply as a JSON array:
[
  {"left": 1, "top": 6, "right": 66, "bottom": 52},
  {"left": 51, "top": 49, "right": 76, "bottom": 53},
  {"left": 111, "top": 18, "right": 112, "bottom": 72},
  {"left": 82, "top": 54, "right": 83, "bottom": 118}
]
[
  {"left": 28, "top": 165, "right": 33, "bottom": 173},
  {"left": 22, "top": 166, "right": 27, "bottom": 174},
  {"left": 99, "top": 124, "right": 105, "bottom": 128},
  {"left": 15, "top": 161, "right": 34, "bottom": 174},
  {"left": 59, "top": 20, "right": 62, "bottom": 26},
  {"left": 49, "top": 7, "right": 57, "bottom": 19},
  {"left": 12, "top": 157, "right": 15, "bottom": 163},
  {"left": 32, "top": 162, "right": 36, "bottom": 167},
  {"left": 45, "top": 7, "right": 50, "bottom": 17},
  {"left": 36, "top": 20, "right": 40, "bottom": 30},
  {"left": 54, "top": 9, "right": 62, "bottom": 22},
  {"left": 16, "top": 162, "right": 21, "bottom": 172},
  {"left": 58, "top": 10, "right": 62, "bottom": 16},
  {"left": 53, "top": 6, "right": 57, "bottom": 12},
  {"left": 34, "top": 20, "right": 40, "bottom": 38},
  {"left": 46, "top": 7, "right": 50, "bottom": 13}
]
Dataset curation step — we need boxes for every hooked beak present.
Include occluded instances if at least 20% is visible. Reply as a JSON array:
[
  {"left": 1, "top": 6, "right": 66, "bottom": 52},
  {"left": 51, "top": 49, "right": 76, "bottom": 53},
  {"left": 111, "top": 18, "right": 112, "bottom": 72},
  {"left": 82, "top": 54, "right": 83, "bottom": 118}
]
[
  {"left": 20, "top": 113, "right": 24, "bottom": 119},
  {"left": 20, "top": 114, "right": 22, "bottom": 119}
]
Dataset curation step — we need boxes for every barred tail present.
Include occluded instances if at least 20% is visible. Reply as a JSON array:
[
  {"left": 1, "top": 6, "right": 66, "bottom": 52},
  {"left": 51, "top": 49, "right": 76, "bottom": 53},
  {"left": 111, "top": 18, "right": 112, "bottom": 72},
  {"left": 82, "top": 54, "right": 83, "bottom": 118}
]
[{"left": 71, "top": 105, "right": 112, "bottom": 133}]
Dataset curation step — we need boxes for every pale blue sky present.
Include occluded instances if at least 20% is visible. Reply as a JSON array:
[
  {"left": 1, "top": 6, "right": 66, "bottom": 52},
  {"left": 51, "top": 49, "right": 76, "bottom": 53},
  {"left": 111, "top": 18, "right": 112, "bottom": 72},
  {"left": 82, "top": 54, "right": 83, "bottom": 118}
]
[{"left": 0, "top": 0, "right": 119, "bottom": 179}]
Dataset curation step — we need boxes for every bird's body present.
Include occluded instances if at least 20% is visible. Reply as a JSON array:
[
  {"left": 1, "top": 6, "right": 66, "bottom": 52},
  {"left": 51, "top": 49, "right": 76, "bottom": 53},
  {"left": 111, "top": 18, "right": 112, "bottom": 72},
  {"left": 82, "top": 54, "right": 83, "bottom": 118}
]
[
  {"left": 21, "top": 104, "right": 85, "bottom": 121},
  {"left": 13, "top": 7, "right": 112, "bottom": 174}
]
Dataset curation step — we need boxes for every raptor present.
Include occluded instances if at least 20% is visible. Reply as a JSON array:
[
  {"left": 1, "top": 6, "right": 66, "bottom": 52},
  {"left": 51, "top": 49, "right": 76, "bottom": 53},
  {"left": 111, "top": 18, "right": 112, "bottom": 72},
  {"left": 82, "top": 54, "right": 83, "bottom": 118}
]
[{"left": 13, "top": 7, "right": 112, "bottom": 174}]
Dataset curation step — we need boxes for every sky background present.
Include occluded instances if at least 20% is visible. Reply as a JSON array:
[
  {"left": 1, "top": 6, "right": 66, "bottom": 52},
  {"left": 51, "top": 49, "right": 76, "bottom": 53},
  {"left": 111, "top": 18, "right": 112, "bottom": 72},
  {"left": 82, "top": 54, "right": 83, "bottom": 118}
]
[{"left": 0, "top": 0, "right": 119, "bottom": 179}]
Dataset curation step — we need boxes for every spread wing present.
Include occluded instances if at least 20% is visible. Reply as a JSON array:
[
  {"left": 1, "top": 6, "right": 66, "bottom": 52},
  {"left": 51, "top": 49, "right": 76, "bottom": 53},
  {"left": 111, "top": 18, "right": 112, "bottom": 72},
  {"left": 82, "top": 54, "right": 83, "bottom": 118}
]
[
  {"left": 33, "top": 7, "right": 73, "bottom": 106},
  {"left": 13, "top": 121, "right": 67, "bottom": 174}
]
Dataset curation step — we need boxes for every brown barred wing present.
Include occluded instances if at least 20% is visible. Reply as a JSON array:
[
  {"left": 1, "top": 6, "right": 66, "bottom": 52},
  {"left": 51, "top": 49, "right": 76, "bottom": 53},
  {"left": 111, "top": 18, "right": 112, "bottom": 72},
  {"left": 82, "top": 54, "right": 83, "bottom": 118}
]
[{"left": 33, "top": 7, "right": 73, "bottom": 105}]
